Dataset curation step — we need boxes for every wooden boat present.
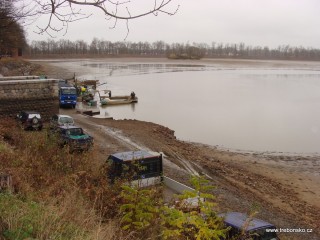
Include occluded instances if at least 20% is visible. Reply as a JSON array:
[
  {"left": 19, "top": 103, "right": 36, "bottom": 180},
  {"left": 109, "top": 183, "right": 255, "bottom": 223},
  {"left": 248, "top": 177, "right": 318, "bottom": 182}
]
[
  {"left": 100, "top": 96, "right": 138, "bottom": 105},
  {"left": 98, "top": 90, "right": 138, "bottom": 106}
]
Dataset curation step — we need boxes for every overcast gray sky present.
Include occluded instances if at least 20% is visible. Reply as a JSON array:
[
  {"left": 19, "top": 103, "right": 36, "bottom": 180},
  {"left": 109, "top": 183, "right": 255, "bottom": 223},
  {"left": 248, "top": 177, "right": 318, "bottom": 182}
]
[{"left": 26, "top": 0, "right": 320, "bottom": 48}]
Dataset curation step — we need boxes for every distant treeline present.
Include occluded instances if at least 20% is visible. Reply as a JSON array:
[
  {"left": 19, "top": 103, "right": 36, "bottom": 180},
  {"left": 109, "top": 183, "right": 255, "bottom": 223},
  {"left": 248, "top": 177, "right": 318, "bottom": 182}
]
[{"left": 25, "top": 38, "right": 320, "bottom": 60}]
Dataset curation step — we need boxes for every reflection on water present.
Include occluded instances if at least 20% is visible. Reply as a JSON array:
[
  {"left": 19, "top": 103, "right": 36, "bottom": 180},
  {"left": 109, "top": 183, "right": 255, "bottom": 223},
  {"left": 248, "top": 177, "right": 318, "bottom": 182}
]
[
  {"left": 82, "top": 63, "right": 211, "bottom": 76},
  {"left": 48, "top": 59, "right": 320, "bottom": 154}
]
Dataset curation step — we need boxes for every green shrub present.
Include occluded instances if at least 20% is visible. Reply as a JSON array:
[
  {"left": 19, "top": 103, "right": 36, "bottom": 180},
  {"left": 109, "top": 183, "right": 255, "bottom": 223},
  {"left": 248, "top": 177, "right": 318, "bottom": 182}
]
[
  {"left": 119, "top": 175, "right": 229, "bottom": 240},
  {"left": 120, "top": 185, "right": 161, "bottom": 231},
  {"left": 161, "top": 175, "right": 228, "bottom": 240}
]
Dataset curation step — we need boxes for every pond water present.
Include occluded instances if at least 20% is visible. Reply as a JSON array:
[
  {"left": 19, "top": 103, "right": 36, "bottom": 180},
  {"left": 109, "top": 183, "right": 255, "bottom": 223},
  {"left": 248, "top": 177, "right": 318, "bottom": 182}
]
[{"left": 46, "top": 59, "right": 320, "bottom": 154}]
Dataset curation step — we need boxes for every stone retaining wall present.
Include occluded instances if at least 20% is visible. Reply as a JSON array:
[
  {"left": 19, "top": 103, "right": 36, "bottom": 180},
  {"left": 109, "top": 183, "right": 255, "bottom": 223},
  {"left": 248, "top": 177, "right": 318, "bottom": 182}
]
[{"left": 0, "top": 79, "right": 60, "bottom": 121}]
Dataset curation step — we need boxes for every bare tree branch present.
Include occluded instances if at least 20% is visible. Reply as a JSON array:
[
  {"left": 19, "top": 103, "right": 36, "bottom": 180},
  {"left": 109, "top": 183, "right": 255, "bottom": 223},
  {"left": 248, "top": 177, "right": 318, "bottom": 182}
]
[{"left": 26, "top": 0, "right": 179, "bottom": 37}]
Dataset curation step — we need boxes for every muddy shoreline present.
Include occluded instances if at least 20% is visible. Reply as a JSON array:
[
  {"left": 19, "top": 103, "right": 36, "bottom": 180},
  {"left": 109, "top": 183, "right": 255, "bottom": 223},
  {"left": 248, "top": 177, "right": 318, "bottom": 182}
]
[{"left": 38, "top": 57, "right": 320, "bottom": 239}]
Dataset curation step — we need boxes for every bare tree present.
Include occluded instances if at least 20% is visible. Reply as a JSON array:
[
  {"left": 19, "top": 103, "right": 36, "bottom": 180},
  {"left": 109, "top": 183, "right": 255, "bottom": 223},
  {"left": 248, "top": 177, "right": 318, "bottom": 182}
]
[
  {"left": 23, "top": 0, "right": 179, "bottom": 38},
  {"left": 1, "top": 0, "right": 37, "bottom": 26},
  {"left": 0, "top": 1, "right": 27, "bottom": 55},
  {"left": 26, "top": 38, "right": 320, "bottom": 60}
]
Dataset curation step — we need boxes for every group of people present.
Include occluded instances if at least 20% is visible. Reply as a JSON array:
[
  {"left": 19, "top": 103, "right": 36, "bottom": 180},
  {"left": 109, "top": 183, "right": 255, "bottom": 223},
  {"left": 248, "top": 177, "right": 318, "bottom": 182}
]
[{"left": 79, "top": 86, "right": 136, "bottom": 102}]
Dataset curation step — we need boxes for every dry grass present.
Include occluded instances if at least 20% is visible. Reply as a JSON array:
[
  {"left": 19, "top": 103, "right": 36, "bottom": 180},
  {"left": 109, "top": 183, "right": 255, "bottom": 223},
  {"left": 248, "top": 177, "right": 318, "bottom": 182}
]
[
  {"left": 0, "top": 118, "right": 133, "bottom": 239},
  {"left": 0, "top": 58, "right": 44, "bottom": 76}
]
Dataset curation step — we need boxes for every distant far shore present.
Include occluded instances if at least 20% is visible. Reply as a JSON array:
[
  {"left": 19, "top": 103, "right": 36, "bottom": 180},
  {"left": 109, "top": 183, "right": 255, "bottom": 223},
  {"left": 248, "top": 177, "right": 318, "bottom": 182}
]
[
  {"left": 24, "top": 54, "right": 166, "bottom": 59},
  {"left": 21, "top": 53, "right": 320, "bottom": 62}
]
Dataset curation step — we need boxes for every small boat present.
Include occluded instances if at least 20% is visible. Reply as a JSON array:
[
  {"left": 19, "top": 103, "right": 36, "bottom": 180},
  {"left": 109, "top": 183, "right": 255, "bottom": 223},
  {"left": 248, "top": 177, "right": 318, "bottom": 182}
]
[
  {"left": 98, "top": 90, "right": 138, "bottom": 106},
  {"left": 100, "top": 96, "right": 138, "bottom": 105}
]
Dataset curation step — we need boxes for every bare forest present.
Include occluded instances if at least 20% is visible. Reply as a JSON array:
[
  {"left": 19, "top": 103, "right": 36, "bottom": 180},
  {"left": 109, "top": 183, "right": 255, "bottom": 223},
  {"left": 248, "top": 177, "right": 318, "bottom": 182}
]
[{"left": 26, "top": 39, "right": 320, "bottom": 61}]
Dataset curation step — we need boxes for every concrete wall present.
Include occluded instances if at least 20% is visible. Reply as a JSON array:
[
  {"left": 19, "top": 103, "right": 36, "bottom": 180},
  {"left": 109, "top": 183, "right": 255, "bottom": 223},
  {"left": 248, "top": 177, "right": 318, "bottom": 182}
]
[{"left": 0, "top": 79, "right": 60, "bottom": 121}]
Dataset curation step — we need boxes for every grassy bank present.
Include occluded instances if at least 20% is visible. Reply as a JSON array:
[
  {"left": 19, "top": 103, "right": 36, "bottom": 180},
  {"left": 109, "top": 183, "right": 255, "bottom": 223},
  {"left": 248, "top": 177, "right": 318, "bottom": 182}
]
[
  {"left": 0, "top": 119, "right": 230, "bottom": 240},
  {"left": 0, "top": 118, "right": 128, "bottom": 239}
]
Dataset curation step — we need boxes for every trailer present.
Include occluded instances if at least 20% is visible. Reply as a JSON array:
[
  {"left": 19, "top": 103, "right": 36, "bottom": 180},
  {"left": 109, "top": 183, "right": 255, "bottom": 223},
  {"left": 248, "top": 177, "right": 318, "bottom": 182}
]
[{"left": 107, "top": 150, "right": 195, "bottom": 196}]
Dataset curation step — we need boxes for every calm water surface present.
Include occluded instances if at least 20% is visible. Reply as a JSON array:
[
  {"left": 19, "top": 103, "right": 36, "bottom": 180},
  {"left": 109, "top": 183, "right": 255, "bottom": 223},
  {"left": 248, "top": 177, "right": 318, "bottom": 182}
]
[{"left": 47, "top": 59, "right": 320, "bottom": 154}]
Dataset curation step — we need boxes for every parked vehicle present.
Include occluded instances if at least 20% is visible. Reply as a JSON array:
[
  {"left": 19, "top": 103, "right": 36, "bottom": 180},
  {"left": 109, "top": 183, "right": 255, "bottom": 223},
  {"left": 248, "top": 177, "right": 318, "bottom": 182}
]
[
  {"left": 50, "top": 114, "right": 74, "bottom": 129},
  {"left": 58, "top": 82, "right": 77, "bottom": 108},
  {"left": 107, "top": 150, "right": 195, "bottom": 191},
  {"left": 16, "top": 111, "right": 43, "bottom": 130},
  {"left": 107, "top": 150, "right": 205, "bottom": 212},
  {"left": 220, "top": 212, "right": 279, "bottom": 240},
  {"left": 107, "top": 150, "right": 163, "bottom": 186},
  {"left": 55, "top": 125, "right": 93, "bottom": 152}
]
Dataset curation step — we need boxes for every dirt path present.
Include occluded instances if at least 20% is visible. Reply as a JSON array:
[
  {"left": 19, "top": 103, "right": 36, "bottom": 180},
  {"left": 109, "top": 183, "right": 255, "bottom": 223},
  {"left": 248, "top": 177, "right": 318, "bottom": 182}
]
[{"left": 44, "top": 58, "right": 320, "bottom": 240}]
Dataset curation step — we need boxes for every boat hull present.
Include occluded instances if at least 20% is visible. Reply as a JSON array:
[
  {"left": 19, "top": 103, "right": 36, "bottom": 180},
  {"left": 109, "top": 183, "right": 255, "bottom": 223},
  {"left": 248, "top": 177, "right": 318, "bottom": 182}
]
[{"left": 100, "top": 97, "right": 138, "bottom": 105}]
